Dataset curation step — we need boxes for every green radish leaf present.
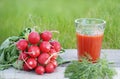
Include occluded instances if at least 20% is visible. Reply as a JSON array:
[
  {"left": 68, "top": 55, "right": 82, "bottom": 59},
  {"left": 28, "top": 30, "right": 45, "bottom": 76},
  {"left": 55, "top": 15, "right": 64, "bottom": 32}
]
[
  {"left": 9, "top": 36, "right": 20, "bottom": 42},
  {"left": 0, "top": 64, "right": 12, "bottom": 70},
  {"left": 59, "top": 48, "right": 65, "bottom": 53},
  {"left": 0, "top": 51, "right": 5, "bottom": 64},
  {"left": 56, "top": 55, "right": 64, "bottom": 65},
  {"left": 0, "top": 36, "right": 19, "bottom": 50},
  {"left": 12, "top": 60, "right": 23, "bottom": 70},
  {"left": 10, "top": 45, "right": 19, "bottom": 56},
  {"left": 19, "top": 28, "right": 32, "bottom": 36},
  {"left": 6, "top": 50, "right": 11, "bottom": 62},
  {"left": 57, "top": 55, "right": 70, "bottom": 65},
  {"left": 0, "top": 38, "right": 11, "bottom": 50},
  {"left": 19, "top": 28, "right": 32, "bottom": 39},
  {"left": 7, "top": 56, "right": 18, "bottom": 64},
  {"left": 0, "top": 36, "right": 19, "bottom": 70}
]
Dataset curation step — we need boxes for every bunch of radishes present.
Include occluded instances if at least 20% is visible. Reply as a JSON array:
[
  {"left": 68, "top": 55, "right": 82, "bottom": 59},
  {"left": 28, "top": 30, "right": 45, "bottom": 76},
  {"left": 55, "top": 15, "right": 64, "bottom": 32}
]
[{"left": 16, "top": 30, "right": 61, "bottom": 75}]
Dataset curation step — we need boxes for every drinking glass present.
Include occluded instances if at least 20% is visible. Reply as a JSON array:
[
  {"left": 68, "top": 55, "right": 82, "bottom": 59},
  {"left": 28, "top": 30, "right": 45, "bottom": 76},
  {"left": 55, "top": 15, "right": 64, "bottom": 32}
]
[{"left": 75, "top": 18, "right": 106, "bottom": 61}]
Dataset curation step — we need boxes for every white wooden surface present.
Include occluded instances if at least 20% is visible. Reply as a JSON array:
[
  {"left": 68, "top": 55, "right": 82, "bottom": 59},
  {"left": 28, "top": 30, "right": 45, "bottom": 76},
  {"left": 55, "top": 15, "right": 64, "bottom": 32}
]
[{"left": 0, "top": 49, "right": 120, "bottom": 79}]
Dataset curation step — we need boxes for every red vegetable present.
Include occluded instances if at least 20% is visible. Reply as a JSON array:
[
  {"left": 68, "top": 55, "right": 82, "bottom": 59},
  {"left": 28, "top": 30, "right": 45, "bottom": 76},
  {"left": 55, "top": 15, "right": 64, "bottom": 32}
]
[
  {"left": 49, "top": 49, "right": 58, "bottom": 59},
  {"left": 45, "top": 63, "right": 55, "bottom": 73},
  {"left": 35, "top": 66, "right": 45, "bottom": 75},
  {"left": 50, "top": 52, "right": 58, "bottom": 60},
  {"left": 23, "top": 63, "right": 30, "bottom": 71},
  {"left": 28, "top": 46, "right": 40, "bottom": 58},
  {"left": 49, "top": 49, "right": 56, "bottom": 53},
  {"left": 28, "top": 31, "right": 40, "bottom": 44},
  {"left": 50, "top": 60, "right": 58, "bottom": 68},
  {"left": 15, "top": 29, "right": 62, "bottom": 75},
  {"left": 18, "top": 52, "right": 28, "bottom": 60},
  {"left": 40, "top": 31, "right": 52, "bottom": 41},
  {"left": 39, "top": 41, "right": 51, "bottom": 53},
  {"left": 38, "top": 53, "right": 50, "bottom": 65},
  {"left": 26, "top": 58, "right": 37, "bottom": 69},
  {"left": 50, "top": 41, "right": 61, "bottom": 52},
  {"left": 16, "top": 39, "right": 28, "bottom": 51}
]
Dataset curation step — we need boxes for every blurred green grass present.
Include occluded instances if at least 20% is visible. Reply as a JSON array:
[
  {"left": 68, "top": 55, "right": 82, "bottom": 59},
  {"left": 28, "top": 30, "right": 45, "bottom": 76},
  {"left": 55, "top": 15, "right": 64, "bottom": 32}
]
[{"left": 0, "top": 0, "right": 120, "bottom": 49}]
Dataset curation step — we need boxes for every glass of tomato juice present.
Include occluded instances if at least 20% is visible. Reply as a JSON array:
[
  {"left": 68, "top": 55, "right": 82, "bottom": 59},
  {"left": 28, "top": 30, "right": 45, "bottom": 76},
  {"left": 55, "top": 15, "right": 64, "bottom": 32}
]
[{"left": 75, "top": 18, "right": 106, "bottom": 61}]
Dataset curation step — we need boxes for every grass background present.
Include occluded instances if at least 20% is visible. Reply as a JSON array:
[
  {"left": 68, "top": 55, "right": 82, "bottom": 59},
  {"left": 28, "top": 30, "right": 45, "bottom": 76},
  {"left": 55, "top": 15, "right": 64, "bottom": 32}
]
[{"left": 0, "top": 0, "right": 120, "bottom": 49}]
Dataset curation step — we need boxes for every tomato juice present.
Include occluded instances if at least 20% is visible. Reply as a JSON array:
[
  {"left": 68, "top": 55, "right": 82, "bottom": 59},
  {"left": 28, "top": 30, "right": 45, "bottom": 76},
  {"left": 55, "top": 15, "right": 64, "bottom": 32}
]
[{"left": 76, "top": 32, "right": 103, "bottom": 61}]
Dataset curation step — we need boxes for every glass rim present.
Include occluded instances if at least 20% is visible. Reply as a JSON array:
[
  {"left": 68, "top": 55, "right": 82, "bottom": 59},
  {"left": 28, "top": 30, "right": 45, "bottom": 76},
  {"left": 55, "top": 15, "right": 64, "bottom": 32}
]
[{"left": 75, "top": 18, "right": 106, "bottom": 26}]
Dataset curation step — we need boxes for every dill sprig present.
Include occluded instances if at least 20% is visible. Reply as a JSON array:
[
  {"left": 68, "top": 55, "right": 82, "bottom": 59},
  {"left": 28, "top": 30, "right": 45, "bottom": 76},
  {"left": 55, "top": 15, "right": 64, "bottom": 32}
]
[{"left": 64, "top": 58, "right": 116, "bottom": 79}]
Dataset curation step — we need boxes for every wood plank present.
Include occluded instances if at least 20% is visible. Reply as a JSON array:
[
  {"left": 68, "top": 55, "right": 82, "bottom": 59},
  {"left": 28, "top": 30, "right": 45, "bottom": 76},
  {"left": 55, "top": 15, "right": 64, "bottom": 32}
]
[
  {"left": 0, "top": 49, "right": 120, "bottom": 79},
  {"left": 60, "top": 49, "right": 120, "bottom": 67}
]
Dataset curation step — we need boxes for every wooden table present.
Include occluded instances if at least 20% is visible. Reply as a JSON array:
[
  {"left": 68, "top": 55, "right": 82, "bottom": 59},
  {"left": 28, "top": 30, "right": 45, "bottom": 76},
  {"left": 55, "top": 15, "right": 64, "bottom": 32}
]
[{"left": 0, "top": 49, "right": 120, "bottom": 79}]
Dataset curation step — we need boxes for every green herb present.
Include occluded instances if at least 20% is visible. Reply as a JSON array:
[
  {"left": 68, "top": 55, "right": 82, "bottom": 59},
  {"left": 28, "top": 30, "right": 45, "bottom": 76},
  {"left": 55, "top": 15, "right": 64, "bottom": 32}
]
[
  {"left": 19, "top": 28, "right": 32, "bottom": 39},
  {"left": 0, "top": 28, "right": 32, "bottom": 70},
  {"left": 0, "top": 36, "right": 20, "bottom": 70},
  {"left": 56, "top": 55, "right": 64, "bottom": 65},
  {"left": 59, "top": 48, "right": 65, "bottom": 53},
  {"left": 64, "top": 58, "right": 116, "bottom": 79},
  {"left": 12, "top": 60, "right": 23, "bottom": 70}
]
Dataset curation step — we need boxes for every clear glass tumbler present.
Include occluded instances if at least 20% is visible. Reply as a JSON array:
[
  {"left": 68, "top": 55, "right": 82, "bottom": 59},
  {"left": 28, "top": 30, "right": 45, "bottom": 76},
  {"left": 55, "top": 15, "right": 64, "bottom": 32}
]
[{"left": 75, "top": 18, "right": 106, "bottom": 61}]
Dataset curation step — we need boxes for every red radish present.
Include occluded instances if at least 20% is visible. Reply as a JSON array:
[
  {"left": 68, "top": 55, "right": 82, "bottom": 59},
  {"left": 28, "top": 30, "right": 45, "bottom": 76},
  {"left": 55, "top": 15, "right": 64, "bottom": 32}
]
[
  {"left": 49, "top": 49, "right": 58, "bottom": 59},
  {"left": 45, "top": 63, "right": 55, "bottom": 73},
  {"left": 28, "top": 46, "right": 40, "bottom": 58},
  {"left": 18, "top": 52, "right": 28, "bottom": 60},
  {"left": 50, "top": 60, "right": 58, "bottom": 68},
  {"left": 16, "top": 39, "right": 28, "bottom": 51},
  {"left": 40, "top": 31, "right": 52, "bottom": 41},
  {"left": 50, "top": 52, "right": 58, "bottom": 60},
  {"left": 26, "top": 58, "right": 37, "bottom": 69},
  {"left": 28, "top": 31, "right": 40, "bottom": 44},
  {"left": 39, "top": 41, "right": 51, "bottom": 53},
  {"left": 50, "top": 41, "right": 61, "bottom": 52},
  {"left": 49, "top": 49, "right": 56, "bottom": 53},
  {"left": 35, "top": 66, "right": 45, "bottom": 75},
  {"left": 38, "top": 53, "right": 50, "bottom": 65},
  {"left": 23, "top": 63, "right": 30, "bottom": 71}
]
